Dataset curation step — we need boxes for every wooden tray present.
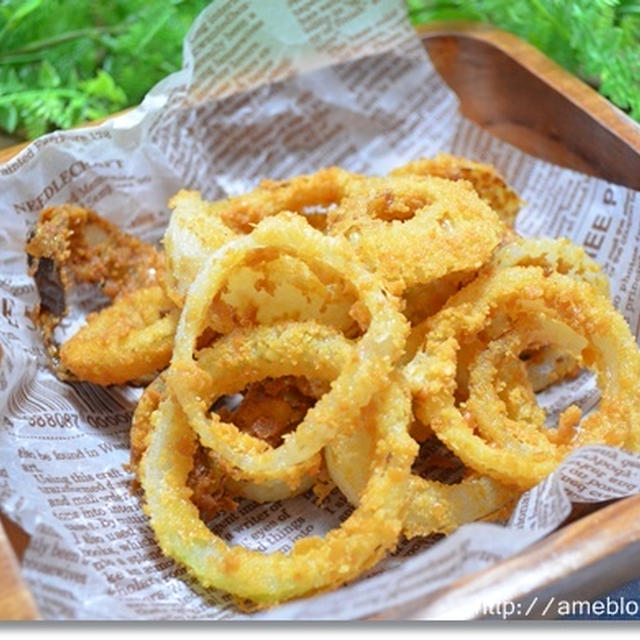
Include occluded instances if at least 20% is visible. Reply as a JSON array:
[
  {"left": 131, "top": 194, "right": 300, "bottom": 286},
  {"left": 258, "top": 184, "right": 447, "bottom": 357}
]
[
  {"left": 419, "top": 22, "right": 640, "bottom": 190},
  {"left": 2, "top": 22, "right": 640, "bottom": 621}
]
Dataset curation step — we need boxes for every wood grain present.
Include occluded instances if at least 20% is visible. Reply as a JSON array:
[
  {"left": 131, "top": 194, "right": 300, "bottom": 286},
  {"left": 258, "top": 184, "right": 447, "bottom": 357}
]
[
  {"left": 1, "top": 21, "right": 640, "bottom": 621},
  {"left": 372, "top": 493, "right": 640, "bottom": 620},
  {"left": 0, "top": 140, "right": 28, "bottom": 165},
  {"left": 0, "top": 516, "right": 38, "bottom": 620},
  {"left": 419, "top": 22, "right": 640, "bottom": 189}
]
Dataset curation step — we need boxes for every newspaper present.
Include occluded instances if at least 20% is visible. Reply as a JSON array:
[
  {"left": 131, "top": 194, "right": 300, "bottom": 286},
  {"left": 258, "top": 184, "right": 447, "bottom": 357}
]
[{"left": 1, "top": 0, "right": 640, "bottom": 621}]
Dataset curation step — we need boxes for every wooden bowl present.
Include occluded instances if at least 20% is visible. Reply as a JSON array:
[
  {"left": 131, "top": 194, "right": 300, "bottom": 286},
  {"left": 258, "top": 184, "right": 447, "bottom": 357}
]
[
  {"left": 418, "top": 22, "right": 640, "bottom": 190},
  {"left": 2, "top": 22, "right": 640, "bottom": 621}
]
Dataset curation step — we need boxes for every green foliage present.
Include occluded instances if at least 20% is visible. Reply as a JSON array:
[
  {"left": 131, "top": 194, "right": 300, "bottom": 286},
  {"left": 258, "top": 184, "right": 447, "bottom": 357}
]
[
  {"left": 0, "top": 0, "right": 209, "bottom": 140},
  {"left": 407, "top": 0, "right": 640, "bottom": 122},
  {"left": 4, "top": 1, "right": 638, "bottom": 139}
]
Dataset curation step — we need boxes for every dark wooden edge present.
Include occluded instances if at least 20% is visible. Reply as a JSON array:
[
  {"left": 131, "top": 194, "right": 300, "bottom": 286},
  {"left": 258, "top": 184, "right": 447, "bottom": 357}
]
[
  {"left": 419, "top": 21, "right": 640, "bottom": 144},
  {"left": 371, "top": 493, "right": 640, "bottom": 620},
  {"left": 0, "top": 516, "right": 39, "bottom": 620},
  {"left": 418, "top": 22, "right": 640, "bottom": 189}
]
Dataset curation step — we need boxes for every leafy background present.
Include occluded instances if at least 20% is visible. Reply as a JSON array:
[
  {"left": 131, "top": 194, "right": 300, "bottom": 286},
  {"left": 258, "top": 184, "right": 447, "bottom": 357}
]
[
  {"left": 407, "top": 0, "right": 640, "bottom": 121},
  {"left": 0, "top": 0, "right": 209, "bottom": 140},
  {"left": 0, "top": 0, "right": 639, "bottom": 141}
]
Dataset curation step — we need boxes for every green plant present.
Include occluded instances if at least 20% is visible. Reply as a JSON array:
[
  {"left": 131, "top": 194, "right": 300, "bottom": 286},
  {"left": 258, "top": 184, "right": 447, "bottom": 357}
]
[
  {"left": 4, "top": 1, "right": 638, "bottom": 140},
  {"left": 407, "top": 0, "right": 640, "bottom": 122},
  {"left": 0, "top": 0, "right": 209, "bottom": 140}
]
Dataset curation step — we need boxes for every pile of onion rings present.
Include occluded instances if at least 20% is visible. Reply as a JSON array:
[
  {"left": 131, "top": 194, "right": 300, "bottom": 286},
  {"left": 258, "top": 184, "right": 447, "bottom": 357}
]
[{"left": 27, "top": 155, "right": 640, "bottom": 609}]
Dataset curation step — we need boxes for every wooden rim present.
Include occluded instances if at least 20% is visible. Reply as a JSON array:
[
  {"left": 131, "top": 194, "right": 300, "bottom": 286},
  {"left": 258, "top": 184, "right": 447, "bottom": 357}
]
[
  {"left": 372, "top": 492, "right": 640, "bottom": 620},
  {"left": 418, "top": 21, "right": 640, "bottom": 154}
]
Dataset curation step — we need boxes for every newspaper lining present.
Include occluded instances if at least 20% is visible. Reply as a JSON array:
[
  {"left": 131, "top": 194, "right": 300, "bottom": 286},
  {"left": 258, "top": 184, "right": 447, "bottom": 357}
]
[{"left": 1, "top": 0, "right": 640, "bottom": 620}]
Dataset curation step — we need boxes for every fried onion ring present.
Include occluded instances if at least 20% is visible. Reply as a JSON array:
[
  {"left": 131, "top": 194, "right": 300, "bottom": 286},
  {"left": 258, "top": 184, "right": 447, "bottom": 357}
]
[
  {"left": 390, "top": 153, "right": 522, "bottom": 227},
  {"left": 169, "top": 213, "right": 408, "bottom": 484},
  {"left": 130, "top": 370, "right": 319, "bottom": 507},
  {"left": 164, "top": 190, "right": 360, "bottom": 336},
  {"left": 491, "top": 236, "right": 610, "bottom": 297},
  {"left": 490, "top": 237, "right": 609, "bottom": 393},
  {"left": 163, "top": 168, "right": 362, "bottom": 303},
  {"left": 213, "top": 166, "right": 360, "bottom": 234},
  {"left": 189, "top": 321, "right": 348, "bottom": 490},
  {"left": 466, "top": 316, "right": 587, "bottom": 454},
  {"left": 59, "top": 285, "right": 179, "bottom": 385},
  {"left": 140, "top": 364, "right": 416, "bottom": 607},
  {"left": 408, "top": 266, "right": 640, "bottom": 490},
  {"left": 327, "top": 175, "right": 505, "bottom": 295},
  {"left": 325, "top": 418, "right": 519, "bottom": 538}
]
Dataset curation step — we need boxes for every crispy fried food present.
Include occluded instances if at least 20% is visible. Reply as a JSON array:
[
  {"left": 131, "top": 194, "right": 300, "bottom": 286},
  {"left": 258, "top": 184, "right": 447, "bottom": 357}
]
[
  {"left": 327, "top": 175, "right": 506, "bottom": 295},
  {"left": 405, "top": 236, "right": 612, "bottom": 393},
  {"left": 163, "top": 189, "right": 237, "bottom": 305},
  {"left": 466, "top": 316, "right": 587, "bottom": 454},
  {"left": 164, "top": 189, "right": 361, "bottom": 336},
  {"left": 26, "top": 204, "right": 162, "bottom": 301},
  {"left": 176, "top": 321, "right": 345, "bottom": 490},
  {"left": 491, "top": 236, "right": 610, "bottom": 392},
  {"left": 327, "top": 443, "right": 518, "bottom": 538},
  {"left": 390, "top": 153, "right": 522, "bottom": 227},
  {"left": 402, "top": 270, "right": 477, "bottom": 326},
  {"left": 28, "top": 157, "right": 640, "bottom": 610},
  {"left": 130, "top": 373, "right": 324, "bottom": 517},
  {"left": 169, "top": 214, "right": 408, "bottom": 485},
  {"left": 491, "top": 236, "right": 610, "bottom": 297},
  {"left": 139, "top": 369, "right": 416, "bottom": 608},
  {"left": 26, "top": 203, "right": 173, "bottom": 381},
  {"left": 217, "top": 376, "right": 328, "bottom": 448},
  {"left": 213, "top": 166, "right": 360, "bottom": 234},
  {"left": 59, "top": 285, "right": 179, "bottom": 385},
  {"left": 163, "top": 168, "right": 361, "bottom": 304},
  {"left": 207, "top": 254, "right": 360, "bottom": 336},
  {"left": 325, "top": 414, "right": 519, "bottom": 538},
  {"left": 407, "top": 266, "right": 640, "bottom": 490},
  {"left": 130, "top": 374, "right": 237, "bottom": 519}
]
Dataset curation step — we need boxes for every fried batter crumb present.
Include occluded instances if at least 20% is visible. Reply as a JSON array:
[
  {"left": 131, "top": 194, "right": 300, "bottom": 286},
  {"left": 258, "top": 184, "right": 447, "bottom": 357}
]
[
  {"left": 25, "top": 203, "right": 164, "bottom": 377},
  {"left": 131, "top": 374, "right": 326, "bottom": 519}
]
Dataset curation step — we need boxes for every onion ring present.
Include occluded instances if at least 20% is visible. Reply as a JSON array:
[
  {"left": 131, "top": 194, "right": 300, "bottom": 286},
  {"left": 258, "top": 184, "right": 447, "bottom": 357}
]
[
  {"left": 164, "top": 190, "right": 360, "bottom": 336},
  {"left": 408, "top": 266, "right": 640, "bottom": 489},
  {"left": 491, "top": 236, "right": 610, "bottom": 297},
  {"left": 390, "top": 153, "right": 522, "bottom": 227},
  {"left": 140, "top": 367, "right": 416, "bottom": 607},
  {"left": 213, "top": 166, "right": 361, "bottom": 233},
  {"left": 190, "top": 321, "right": 350, "bottom": 490},
  {"left": 325, "top": 420, "right": 519, "bottom": 538},
  {"left": 494, "top": 236, "right": 607, "bottom": 390},
  {"left": 163, "top": 168, "right": 362, "bottom": 303},
  {"left": 206, "top": 254, "right": 360, "bottom": 336},
  {"left": 163, "top": 189, "right": 236, "bottom": 305},
  {"left": 59, "top": 285, "right": 179, "bottom": 385},
  {"left": 130, "top": 370, "right": 318, "bottom": 505},
  {"left": 168, "top": 213, "right": 408, "bottom": 484},
  {"left": 328, "top": 175, "right": 505, "bottom": 294},
  {"left": 466, "top": 316, "right": 588, "bottom": 454}
]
